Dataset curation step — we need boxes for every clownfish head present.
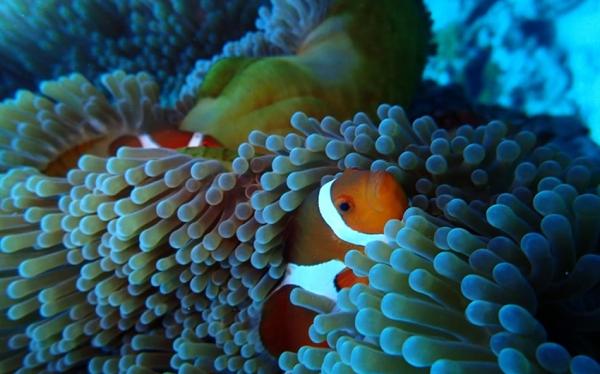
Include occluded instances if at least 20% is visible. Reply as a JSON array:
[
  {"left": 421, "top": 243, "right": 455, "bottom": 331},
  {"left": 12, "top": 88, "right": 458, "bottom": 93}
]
[
  {"left": 319, "top": 168, "right": 408, "bottom": 246},
  {"left": 284, "top": 168, "right": 408, "bottom": 265}
]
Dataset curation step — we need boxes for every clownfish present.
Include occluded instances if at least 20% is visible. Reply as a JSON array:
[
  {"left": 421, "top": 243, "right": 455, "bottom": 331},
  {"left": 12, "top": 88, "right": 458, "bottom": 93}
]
[
  {"left": 259, "top": 169, "right": 408, "bottom": 357},
  {"left": 107, "top": 129, "right": 221, "bottom": 153},
  {"left": 45, "top": 129, "right": 221, "bottom": 176}
]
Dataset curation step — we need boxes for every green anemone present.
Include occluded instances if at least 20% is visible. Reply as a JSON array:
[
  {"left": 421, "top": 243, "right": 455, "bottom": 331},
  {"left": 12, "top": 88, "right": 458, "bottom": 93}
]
[{"left": 181, "top": 0, "right": 431, "bottom": 150}]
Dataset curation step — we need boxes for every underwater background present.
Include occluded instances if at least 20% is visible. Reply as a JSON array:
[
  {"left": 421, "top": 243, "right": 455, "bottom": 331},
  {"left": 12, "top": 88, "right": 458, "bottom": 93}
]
[{"left": 0, "top": 0, "right": 599, "bottom": 373}]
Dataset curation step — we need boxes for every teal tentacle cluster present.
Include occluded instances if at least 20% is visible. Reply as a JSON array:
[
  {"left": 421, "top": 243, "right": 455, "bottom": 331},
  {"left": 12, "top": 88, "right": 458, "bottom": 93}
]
[
  {"left": 0, "top": 71, "right": 170, "bottom": 173},
  {"left": 232, "top": 127, "right": 339, "bottom": 266},
  {"left": 0, "top": 141, "right": 288, "bottom": 372},
  {"left": 1, "top": 73, "right": 599, "bottom": 372},
  {"left": 0, "top": 155, "right": 183, "bottom": 372},
  {"left": 0, "top": 0, "right": 266, "bottom": 103},
  {"left": 251, "top": 104, "right": 600, "bottom": 373}
]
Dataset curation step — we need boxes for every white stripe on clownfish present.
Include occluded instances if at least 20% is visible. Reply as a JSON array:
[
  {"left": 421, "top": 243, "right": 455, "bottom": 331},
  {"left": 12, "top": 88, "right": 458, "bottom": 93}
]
[
  {"left": 188, "top": 132, "right": 205, "bottom": 147},
  {"left": 318, "top": 177, "right": 389, "bottom": 246},
  {"left": 273, "top": 170, "right": 408, "bottom": 301},
  {"left": 277, "top": 259, "right": 346, "bottom": 301},
  {"left": 271, "top": 176, "right": 387, "bottom": 301},
  {"left": 108, "top": 130, "right": 225, "bottom": 156},
  {"left": 138, "top": 134, "right": 161, "bottom": 148},
  {"left": 136, "top": 131, "right": 204, "bottom": 149}
]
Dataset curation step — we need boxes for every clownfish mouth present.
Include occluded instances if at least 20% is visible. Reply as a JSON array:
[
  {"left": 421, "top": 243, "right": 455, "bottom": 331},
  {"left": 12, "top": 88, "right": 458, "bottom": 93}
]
[{"left": 318, "top": 178, "right": 390, "bottom": 246}]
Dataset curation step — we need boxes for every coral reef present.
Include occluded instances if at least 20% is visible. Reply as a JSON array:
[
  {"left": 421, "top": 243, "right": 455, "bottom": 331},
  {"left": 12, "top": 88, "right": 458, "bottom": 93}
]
[
  {"left": 0, "top": 0, "right": 266, "bottom": 103},
  {"left": 423, "top": 0, "right": 581, "bottom": 117},
  {"left": 423, "top": 0, "right": 600, "bottom": 146}
]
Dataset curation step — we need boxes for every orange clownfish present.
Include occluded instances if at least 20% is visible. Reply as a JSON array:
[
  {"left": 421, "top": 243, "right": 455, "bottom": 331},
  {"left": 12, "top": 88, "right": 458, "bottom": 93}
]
[
  {"left": 108, "top": 129, "right": 221, "bottom": 152},
  {"left": 45, "top": 129, "right": 221, "bottom": 176},
  {"left": 44, "top": 129, "right": 221, "bottom": 176},
  {"left": 259, "top": 169, "right": 408, "bottom": 357}
]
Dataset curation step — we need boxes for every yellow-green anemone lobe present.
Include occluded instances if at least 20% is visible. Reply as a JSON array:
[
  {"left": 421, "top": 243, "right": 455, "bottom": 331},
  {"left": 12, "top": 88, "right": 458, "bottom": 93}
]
[{"left": 181, "top": 0, "right": 431, "bottom": 150}]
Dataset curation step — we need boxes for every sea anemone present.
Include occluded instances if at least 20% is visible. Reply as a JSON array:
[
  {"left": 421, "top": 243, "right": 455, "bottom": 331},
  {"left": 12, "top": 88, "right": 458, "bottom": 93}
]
[
  {"left": 1, "top": 1, "right": 599, "bottom": 373},
  {"left": 0, "top": 0, "right": 266, "bottom": 103},
  {"left": 3, "top": 100, "right": 599, "bottom": 373},
  {"left": 0, "top": 71, "right": 173, "bottom": 175},
  {"left": 0, "top": 144, "right": 275, "bottom": 372},
  {"left": 1, "top": 0, "right": 431, "bottom": 176},
  {"left": 179, "top": 0, "right": 334, "bottom": 101},
  {"left": 252, "top": 105, "right": 600, "bottom": 373},
  {"left": 180, "top": 0, "right": 431, "bottom": 149}
]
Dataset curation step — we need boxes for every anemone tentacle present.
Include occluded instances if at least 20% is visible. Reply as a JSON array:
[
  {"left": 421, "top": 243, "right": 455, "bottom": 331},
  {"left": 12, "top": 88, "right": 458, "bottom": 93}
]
[
  {"left": 0, "top": 1, "right": 597, "bottom": 367},
  {"left": 0, "top": 71, "right": 175, "bottom": 175},
  {"left": 0, "top": 0, "right": 267, "bottom": 104},
  {"left": 251, "top": 105, "right": 600, "bottom": 374},
  {"left": 2, "top": 99, "right": 600, "bottom": 372}
]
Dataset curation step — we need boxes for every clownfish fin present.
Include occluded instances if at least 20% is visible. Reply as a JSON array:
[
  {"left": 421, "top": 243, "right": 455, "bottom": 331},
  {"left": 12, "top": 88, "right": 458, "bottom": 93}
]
[
  {"left": 259, "top": 285, "right": 328, "bottom": 357},
  {"left": 334, "top": 267, "right": 368, "bottom": 291}
]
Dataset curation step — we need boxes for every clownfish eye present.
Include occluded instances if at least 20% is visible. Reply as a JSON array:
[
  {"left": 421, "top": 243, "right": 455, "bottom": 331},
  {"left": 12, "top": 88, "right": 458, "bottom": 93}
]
[{"left": 338, "top": 201, "right": 351, "bottom": 212}]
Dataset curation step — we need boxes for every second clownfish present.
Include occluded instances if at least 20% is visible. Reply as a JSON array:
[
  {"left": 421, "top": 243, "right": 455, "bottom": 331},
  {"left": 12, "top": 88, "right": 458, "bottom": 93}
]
[
  {"left": 259, "top": 169, "right": 408, "bottom": 357},
  {"left": 108, "top": 129, "right": 222, "bottom": 152},
  {"left": 45, "top": 129, "right": 223, "bottom": 176}
]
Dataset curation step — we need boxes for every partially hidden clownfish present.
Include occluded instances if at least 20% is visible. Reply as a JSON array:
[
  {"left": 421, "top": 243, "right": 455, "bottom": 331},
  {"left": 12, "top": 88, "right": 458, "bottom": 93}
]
[
  {"left": 107, "top": 129, "right": 222, "bottom": 152},
  {"left": 45, "top": 129, "right": 223, "bottom": 176},
  {"left": 259, "top": 169, "right": 408, "bottom": 357}
]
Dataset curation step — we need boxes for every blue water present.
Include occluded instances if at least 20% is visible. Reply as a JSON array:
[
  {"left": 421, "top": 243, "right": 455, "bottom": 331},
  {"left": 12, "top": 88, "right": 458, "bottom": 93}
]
[{"left": 424, "top": 0, "right": 600, "bottom": 144}]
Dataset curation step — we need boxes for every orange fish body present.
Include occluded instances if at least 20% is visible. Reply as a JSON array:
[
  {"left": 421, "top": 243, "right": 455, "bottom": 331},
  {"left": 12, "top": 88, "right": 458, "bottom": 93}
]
[
  {"left": 259, "top": 169, "right": 407, "bottom": 357},
  {"left": 259, "top": 285, "right": 328, "bottom": 357},
  {"left": 108, "top": 129, "right": 221, "bottom": 153},
  {"left": 45, "top": 129, "right": 221, "bottom": 176},
  {"left": 283, "top": 187, "right": 352, "bottom": 265},
  {"left": 334, "top": 267, "right": 368, "bottom": 290}
]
